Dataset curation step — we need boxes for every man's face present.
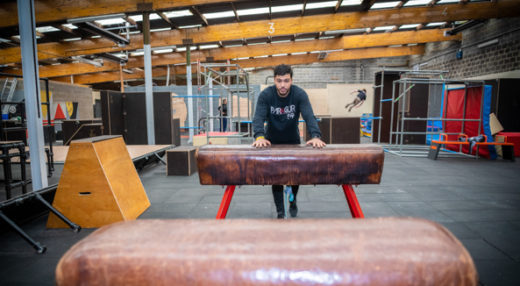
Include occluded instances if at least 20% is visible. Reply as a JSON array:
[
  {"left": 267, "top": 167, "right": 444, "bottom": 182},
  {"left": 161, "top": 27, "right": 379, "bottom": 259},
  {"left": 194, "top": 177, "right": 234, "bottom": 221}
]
[{"left": 274, "top": 73, "right": 292, "bottom": 98}]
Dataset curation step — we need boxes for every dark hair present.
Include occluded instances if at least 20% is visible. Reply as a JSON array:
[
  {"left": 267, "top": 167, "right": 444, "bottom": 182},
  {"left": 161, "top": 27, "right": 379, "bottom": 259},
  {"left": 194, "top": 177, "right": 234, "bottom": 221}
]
[{"left": 274, "top": 64, "right": 293, "bottom": 78}]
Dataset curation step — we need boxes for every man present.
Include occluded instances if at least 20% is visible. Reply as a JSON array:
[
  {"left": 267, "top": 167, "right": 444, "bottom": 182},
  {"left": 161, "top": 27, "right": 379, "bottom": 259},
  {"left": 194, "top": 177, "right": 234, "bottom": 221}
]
[
  {"left": 218, "top": 98, "right": 228, "bottom": 131},
  {"left": 345, "top": 88, "right": 367, "bottom": 112},
  {"left": 252, "top": 64, "right": 326, "bottom": 219}
]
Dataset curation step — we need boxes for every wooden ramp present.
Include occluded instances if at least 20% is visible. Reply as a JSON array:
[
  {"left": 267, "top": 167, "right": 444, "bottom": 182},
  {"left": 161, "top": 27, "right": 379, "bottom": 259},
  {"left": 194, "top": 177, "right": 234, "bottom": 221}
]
[{"left": 47, "top": 135, "right": 150, "bottom": 228}]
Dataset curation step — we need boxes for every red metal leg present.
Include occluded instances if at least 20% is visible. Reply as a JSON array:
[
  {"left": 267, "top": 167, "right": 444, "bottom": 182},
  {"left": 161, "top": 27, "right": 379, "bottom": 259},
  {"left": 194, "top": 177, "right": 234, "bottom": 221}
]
[
  {"left": 216, "top": 185, "right": 236, "bottom": 219},
  {"left": 342, "top": 184, "right": 364, "bottom": 218}
]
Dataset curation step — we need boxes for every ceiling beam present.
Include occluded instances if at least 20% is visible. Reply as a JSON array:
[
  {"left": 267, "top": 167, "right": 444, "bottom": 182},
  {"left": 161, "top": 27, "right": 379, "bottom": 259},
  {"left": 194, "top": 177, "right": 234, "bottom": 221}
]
[
  {"left": 0, "top": 1, "right": 515, "bottom": 65},
  {"left": 51, "top": 45, "right": 424, "bottom": 84},
  {"left": 2, "top": 29, "right": 457, "bottom": 78},
  {"left": 0, "top": 0, "right": 241, "bottom": 29}
]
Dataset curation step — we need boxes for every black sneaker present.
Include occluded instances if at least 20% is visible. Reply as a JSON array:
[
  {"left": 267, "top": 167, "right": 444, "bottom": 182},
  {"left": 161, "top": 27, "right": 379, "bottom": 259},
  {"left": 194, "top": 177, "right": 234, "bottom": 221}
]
[
  {"left": 277, "top": 213, "right": 284, "bottom": 219},
  {"left": 289, "top": 202, "right": 298, "bottom": 218}
]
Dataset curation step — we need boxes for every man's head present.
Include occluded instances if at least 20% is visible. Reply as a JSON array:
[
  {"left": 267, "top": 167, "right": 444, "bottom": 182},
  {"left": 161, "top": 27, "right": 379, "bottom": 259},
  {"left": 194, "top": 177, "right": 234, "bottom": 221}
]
[
  {"left": 274, "top": 64, "right": 293, "bottom": 98},
  {"left": 362, "top": 89, "right": 366, "bottom": 92},
  {"left": 222, "top": 98, "right": 227, "bottom": 104}
]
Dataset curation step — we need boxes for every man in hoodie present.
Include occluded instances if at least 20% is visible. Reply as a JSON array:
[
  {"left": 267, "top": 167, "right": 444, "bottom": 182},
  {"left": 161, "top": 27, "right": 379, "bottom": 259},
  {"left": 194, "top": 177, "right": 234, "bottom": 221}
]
[{"left": 252, "top": 64, "right": 325, "bottom": 219}]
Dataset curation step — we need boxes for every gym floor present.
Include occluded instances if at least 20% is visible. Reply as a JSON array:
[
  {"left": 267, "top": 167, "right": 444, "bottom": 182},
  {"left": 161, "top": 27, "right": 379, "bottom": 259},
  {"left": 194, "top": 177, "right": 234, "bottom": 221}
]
[{"left": 0, "top": 144, "right": 519, "bottom": 286}]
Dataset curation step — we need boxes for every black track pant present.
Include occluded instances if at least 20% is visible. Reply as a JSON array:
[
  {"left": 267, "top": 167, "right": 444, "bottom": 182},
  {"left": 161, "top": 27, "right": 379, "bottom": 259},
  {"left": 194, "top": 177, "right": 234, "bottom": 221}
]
[{"left": 272, "top": 185, "right": 299, "bottom": 215}]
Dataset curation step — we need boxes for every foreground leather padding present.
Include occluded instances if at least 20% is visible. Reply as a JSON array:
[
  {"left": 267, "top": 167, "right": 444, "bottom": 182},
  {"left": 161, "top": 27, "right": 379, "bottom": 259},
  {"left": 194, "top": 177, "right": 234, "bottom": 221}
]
[
  {"left": 56, "top": 218, "right": 477, "bottom": 286},
  {"left": 196, "top": 144, "right": 384, "bottom": 185}
]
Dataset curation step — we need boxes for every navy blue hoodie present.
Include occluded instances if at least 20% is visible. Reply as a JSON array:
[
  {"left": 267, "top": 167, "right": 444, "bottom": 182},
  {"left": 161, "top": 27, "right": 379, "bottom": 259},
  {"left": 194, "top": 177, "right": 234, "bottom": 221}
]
[{"left": 253, "top": 85, "right": 321, "bottom": 144}]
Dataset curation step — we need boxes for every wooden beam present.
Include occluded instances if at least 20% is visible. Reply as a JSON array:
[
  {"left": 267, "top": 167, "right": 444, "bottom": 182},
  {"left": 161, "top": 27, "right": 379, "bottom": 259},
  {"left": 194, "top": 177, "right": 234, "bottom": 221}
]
[
  {"left": 0, "top": 0, "right": 241, "bottom": 28},
  {"left": 2, "top": 29, "right": 458, "bottom": 78},
  {"left": 0, "top": 1, "right": 516, "bottom": 65},
  {"left": 51, "top": 45, "right": 424, "bottom": 84}
]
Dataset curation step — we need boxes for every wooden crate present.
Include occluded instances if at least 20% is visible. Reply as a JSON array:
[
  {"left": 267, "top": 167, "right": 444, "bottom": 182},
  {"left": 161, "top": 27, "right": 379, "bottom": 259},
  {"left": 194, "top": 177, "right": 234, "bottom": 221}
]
[{"left": 166, "top": 147, "right": 197, "bottom": 176}]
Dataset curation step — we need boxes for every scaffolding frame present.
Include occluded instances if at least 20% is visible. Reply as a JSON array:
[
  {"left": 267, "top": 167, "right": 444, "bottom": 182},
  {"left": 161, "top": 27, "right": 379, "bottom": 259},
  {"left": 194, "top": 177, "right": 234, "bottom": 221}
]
[
  {"left": 197, "top": 63, "right": 254, "bottom": 144},
  {"left": 383, "top": 76, "right": 487, "bottom": 158}
]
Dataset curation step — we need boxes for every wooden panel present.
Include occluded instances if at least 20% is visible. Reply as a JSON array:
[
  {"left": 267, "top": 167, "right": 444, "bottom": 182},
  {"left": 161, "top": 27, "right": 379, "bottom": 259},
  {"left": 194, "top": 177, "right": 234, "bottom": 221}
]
[
  {"left": 47, "top": 136, "right": 150, "bottom": 228},
  {"left": 62, "top": 119, "right": 103, "bottom": 145},
  {"left": 153, "top": 92, "right": 174, "bottom": 145},
  {"left": 403, "top": 83, "right": 429, "bottom": 144},
  {"left": 166, "top": 147, "right": 197, "bottom": 176},
  {"left": 123, "top": 92, "right": 148, "bottom": 144},
  {"left": 55, "top": 218, "right": 478, "bottom": 286},
  {"left": 197, "top": 144, "right": 384, "bottom": 185},
  {"left": 372, "top": 71, "right": 400, "bottom": 143},
  {"left": 100, "top": 90, "right": 123, "bottom": 136},
  {"left": 331, "top": 117, "right": 360, "bottom": 144}
]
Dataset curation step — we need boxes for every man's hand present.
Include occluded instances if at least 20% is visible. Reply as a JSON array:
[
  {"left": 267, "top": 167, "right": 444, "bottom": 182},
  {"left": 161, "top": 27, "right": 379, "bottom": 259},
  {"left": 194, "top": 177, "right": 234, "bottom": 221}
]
[
  {"left": 306, "top": 137, "right": 326, "bottom": 148},
  {"left": 252, "top": 138, "right": 271, "bottom": 148}
]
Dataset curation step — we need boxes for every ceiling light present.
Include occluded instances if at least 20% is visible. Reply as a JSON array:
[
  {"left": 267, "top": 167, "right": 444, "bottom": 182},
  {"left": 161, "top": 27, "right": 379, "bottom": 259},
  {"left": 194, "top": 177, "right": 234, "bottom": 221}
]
[
  {"left": 371, "top": 1, "right": 400, "bottom": 9},
  {"left": 225, "top": 44, "right": 243, "bottom": 48},
  {"left": 272, "top": 54, "right": 288, "bottom": 57},
  {"left": 399, "top": 24, "right": 421, "bottom": 29},
  {"left": 131, "top": 51, "right": 144, "bottom": 56},
  {"left": 324, "top": 28, "right": 365, "bottom": 35},
  {"left": 373, "top": 25, "right": 395, "bottom": 31},
  {"left": 153, "top": 48, "right": 173, "bottom": 54},
  {"left": 426, "top": 22, "right": 446, "bottom": 27},
  {"left": 438, "top": 0, "right": 459, "bottom": 3},
  {"left": 306, "top": 1, "right": 338, "bottom": 10},
  {"left": 318, "top": 36, "right": 335, "bottom": 40},
  {"left": 295, "top": 37, "right": 315, "bottom": 41},
  {"left": 291, "top": 52, "right": 307, "bottom": 55},
  {"left": 271, "top": 4, "right": 303, "bottom": 13},
  {"left": 271, "top": 40, "right": 291, "bottom": 43},
  {"left": 176, "top": 46, "right": 197, "bottom": 52},
  {"left": 67, "top": 13, "right": 126, "bottom": 24},
  {"left": 122, "top": 68, "right": 133, "bottom": 74},
  {"left": 237, "top": 7, "right": 269, "bottom": 16},
  {"left": 255, "top": 55, "right": 269, "bottom": 58},
  {"left": 199, "top": 44, "right": 219, "bottom": 50},
  {"left": 248, "top": 42, "right": 267, "bottom": 46},
  {"left": 62, "top": 37, "right": 82, "bottom": 42},
  {"left": 36, "top": 26, "right": 60, "bottom": 33},
  {"left": 0, "top": 38, "right": 11, "bottom": 43},
  {"left": 341, "top": 0, "right": 362, "bottom": 6},
  {"left": 203, "top": 11, "right": 235, "bottom": 19},
  {"left": 150, "top": 27, "right": 171, "bottom": 32},
  {"left": 163, "top": 10, "right": 193, "bottom": 18},
  {"left": 179, "top": 24, "right": 202, "bottom": 29},
  {"left": 237, "top": 57, "right": 249, "bottom": 60}
]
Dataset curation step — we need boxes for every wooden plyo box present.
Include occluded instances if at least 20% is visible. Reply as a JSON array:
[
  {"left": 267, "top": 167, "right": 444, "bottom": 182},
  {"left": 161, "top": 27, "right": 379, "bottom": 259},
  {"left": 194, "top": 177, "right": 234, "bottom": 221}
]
[
  {"left": 166, "top": 147, "right": 197, "bottom": 176},
  {"left": 47, "top": 135, "right": 150, "bottom": 228}
]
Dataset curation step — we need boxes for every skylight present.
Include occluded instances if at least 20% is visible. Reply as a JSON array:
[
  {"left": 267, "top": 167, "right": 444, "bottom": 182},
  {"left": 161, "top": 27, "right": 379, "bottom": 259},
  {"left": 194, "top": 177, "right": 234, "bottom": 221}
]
[
  {"left": 62, "top": 24, "right": 78, "bottom": 29},
  {"left": 403, "top": 0, "right": 431, "bottom": 7},
  {"left": 237, "top": 7, "right": 269, "bottom": 16},
  {"left": 95, "top": 17, "right": 126, "bottom": 26},
  {"left": 371, "top": 1, "right": 400, "bottom": 9},
  {"left": 163, "top": 10, "right": 193, "bottom": 18},
  {"left": 438, "top": 0, "right": 460, "bottom": 4},
  {"left": 128, "top": 13, "right": 161, "bottom": 22},
  {"left": 203, "top": 11, "right": 235, "bottom": 19},
  {"left": 341, "top": 0, "right": 362, "bottom": 6},
  {"left": 36, "top": 26, "right": 60, "bottom": 33},
  {"left": 306, "top": 1, "right": 338, "bottom": 10},
  {"left": 271, "top": 4, "right": 303, "bottom": 13}
]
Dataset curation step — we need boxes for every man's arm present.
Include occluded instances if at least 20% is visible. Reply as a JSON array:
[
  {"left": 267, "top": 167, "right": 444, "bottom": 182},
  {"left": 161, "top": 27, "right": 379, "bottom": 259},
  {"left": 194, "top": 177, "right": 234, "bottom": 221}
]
[
  {"left": 252, "top": 92, "right": 271, "bottom": 148},
  {"left": 299, "top": 92, "right": 326, "bottom": 148}
]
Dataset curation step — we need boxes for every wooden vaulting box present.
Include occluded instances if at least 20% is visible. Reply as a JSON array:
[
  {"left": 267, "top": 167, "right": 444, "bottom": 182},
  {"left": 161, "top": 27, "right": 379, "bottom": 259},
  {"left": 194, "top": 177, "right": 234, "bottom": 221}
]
[{"left": 47, "top": 135, "right": 150, "bottom": 228}]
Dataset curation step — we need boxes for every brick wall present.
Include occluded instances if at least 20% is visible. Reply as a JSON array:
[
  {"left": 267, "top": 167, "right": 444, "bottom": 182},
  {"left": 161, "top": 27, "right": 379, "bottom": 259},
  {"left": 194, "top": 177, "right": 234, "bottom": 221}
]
[{"left": 410, "top": 17, "right": 520, "bottom": 79}]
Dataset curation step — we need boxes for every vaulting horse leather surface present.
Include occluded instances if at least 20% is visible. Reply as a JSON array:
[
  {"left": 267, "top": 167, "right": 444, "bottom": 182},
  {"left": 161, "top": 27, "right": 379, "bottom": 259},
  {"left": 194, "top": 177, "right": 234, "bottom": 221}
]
[
  {"left": 196, "top": 144, "right": 384, "bottom": 185},
  {"left": 56, "top": 218, "right": 478, "bottom": 286}
]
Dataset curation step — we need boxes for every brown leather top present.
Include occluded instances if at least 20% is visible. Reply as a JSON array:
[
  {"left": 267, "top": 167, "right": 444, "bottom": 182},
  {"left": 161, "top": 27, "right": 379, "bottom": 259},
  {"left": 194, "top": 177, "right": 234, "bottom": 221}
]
[
  {"left": 56, "top": 218, "right": 477, "bottom": 286},
  {"left": 196, "top": 144, "right": 384, "bottom": 185}
]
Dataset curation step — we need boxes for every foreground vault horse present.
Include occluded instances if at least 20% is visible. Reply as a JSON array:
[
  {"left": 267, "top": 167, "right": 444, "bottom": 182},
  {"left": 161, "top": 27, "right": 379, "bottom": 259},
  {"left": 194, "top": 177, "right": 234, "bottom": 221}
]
[
  {"left": 196, "top": 144, "right": 384, "bottom": 219},
  {"left": 56, "top": 218, "right": 478, "bottom": 286}
]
